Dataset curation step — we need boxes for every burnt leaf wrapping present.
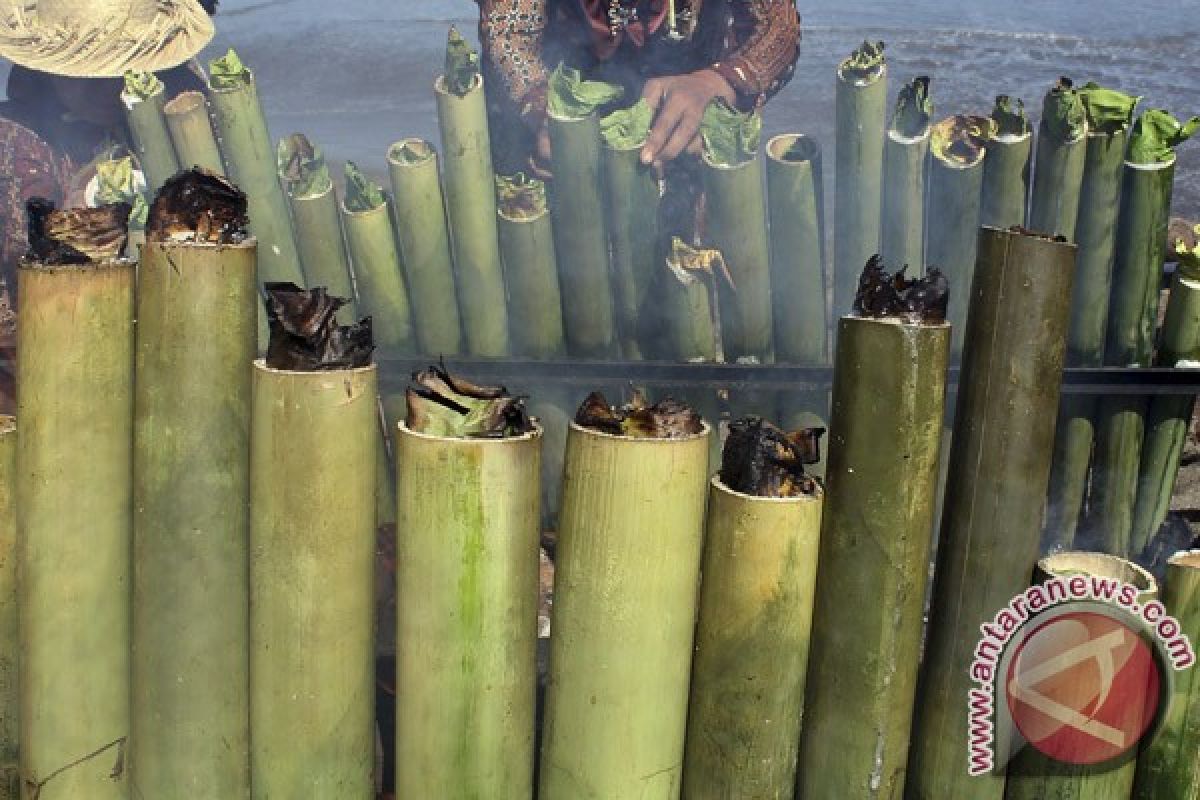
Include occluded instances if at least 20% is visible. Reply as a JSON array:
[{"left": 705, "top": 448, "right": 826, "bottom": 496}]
[
  {"left": 853, "top": 255, "right": 949, "bottom": 323},
  {"left": 720, "top": 416, "right": 824, "bottom": 498},
  {"left": 146, "top": 167, "right": 249, "bottom": 243},
  {"left": 263, "top": 282, "right": 374, "bottom": 370},
  {"left": 25, "top": 198, "right": 131, "bottom": 264},
  {"left": 574, "top": 390, "right": 704, "bottom": 439},
  {"left": 405, "top": 362, "right": 534, "bottom": 438}
]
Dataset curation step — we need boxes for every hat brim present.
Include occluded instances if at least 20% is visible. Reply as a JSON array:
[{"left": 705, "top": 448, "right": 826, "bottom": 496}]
[{"left": 0, "top": 2, "right": 215, "bottom": 78}]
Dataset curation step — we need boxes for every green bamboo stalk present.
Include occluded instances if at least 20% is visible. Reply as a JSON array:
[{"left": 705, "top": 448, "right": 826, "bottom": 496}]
[
  {"left": 797, "top": 315, "right": 950, "bottom": 799},
  {"left": 880, "top": 77, "right": 933, "bottom": 272},
  {"left": 394, "top": 424, "right": 542, "bottom": 797},
  {"left": 926, "top": 115, "right": 992, "bottom": 359},
  {"left": 1042, "top": 90, "right": 1137, "bottom": 551},
  {"left": 131, "top": 240, "right": 255, "bottom": 798},
  {"left": 660, "top": 238, "right": 723, "bottom": 363},
  {"left": 704, "top": 153, "right": 773, "bottom": 362},
  {"left": 435, "top": 73, "right": 510, "bottom": 356},
  {"left": 1133, "top": 549, "right": 1200, "bottom": 799},
  {"left": 0, "top": 417, "right": 14, "bottom": 800},
  {"left": 164, "top": 90, "right": 225, "bottom": 174},
  {"left": 833, "top": 41, "right": 888, "bottom": 321},
  {"left": 548, "top": 110, "right": 618, "bottom": 358},
  {"left": 682, "top": 478, "right": 823, "bottom": 798},
  {"left": 17, "top": 259, "right": 134, "bottom": 800},
  {"left": 278, "top": 135, "right": 357, "bottom": 319},
  {"left": 496, "top": 174, "right": 566, "bottom": 359},
  {"left": 1131, "top": 262, "right": 1200, "bottom": 552},
  {"left": 122, "top": 72, "right": 181, "bottom": 193},
  {"left": 766, "top": 133, "right": 829, "bottom": 365},
  {"left": 207, "top": 51, "right": 305, "bottom": 290},
  {"left": 387, "top": 139, "right": 463, "bottom": 356},
  {"left": 341, "top": 165, "right": 416, "bottom": 355},
  {"left": 981, "top": 96, "right": 1033, "bottom": 229},
  {"left": 1028, "top": 79, "right": 1088, "bottom": 239},
  {"left": 1089, "top": 151, "right": 1178, "bottom": 556},
  {"left": 1006, "top": 552, "right": 1158, "bottom": 800},
  {"left": 602, "top": 113, "right": 660, "bottom": 359},
  {"left": 539, "top": 422, "right": 711, "bottom": 799},
  {"left": 908, "top": 228, "right": 1076, "bottom": 800},
  {"left": 250, "top": 361, "right": 377, "bottom": 798}
]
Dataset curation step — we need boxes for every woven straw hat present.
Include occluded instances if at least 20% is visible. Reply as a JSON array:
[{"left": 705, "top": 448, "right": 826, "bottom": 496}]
[{"left": 0, "top": 0, "right": 214, "bottom": 78}]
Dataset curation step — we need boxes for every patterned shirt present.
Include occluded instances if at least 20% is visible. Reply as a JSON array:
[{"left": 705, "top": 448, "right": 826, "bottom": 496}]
[{"left": 479, "top": 0, "right": 801, "bottom": 120}]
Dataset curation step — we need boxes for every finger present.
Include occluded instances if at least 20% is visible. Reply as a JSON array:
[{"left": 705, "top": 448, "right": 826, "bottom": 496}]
[
  {"left": 641, "top": 99, "right": 685, "bottom": 165},
  {"left": 658, "top": 109, "right": 704, "bottom": 163},
  {"left": 642, "top": 78, "right": 668, "bottom": 111}
]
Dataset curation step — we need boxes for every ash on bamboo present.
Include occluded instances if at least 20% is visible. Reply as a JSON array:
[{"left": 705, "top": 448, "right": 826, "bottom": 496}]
[
  {"left": 146, "top": 167, "right": 247, "bottom": 244},
  {"left": 405, "top": 363, "right": 533, "bottom": 438},
  {"left": 574, "top": 390, "right": 703, "bottom": 439},
  {"left": 25, "top": 199, "right": 131, "bottom": 264},
  {"left": 719, "top": 416, "right": 823, "bottom": 498},
  {"left": 263, "top": 283, "right": 373, "bottom": 371}
]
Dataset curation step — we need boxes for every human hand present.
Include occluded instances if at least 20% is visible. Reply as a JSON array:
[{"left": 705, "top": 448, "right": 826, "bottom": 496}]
[{"left": 640, "top": 69, "right": 737, "bottom": 168}]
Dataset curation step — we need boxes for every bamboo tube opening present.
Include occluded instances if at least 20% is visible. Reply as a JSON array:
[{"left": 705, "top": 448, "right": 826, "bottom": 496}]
[
  {"left": 887, "top": 128, "right": 931, "bottom": 146},
  {"left": 252, "top": 358, "right": 377, "bottom": 379},
  {"left": 146, "top": 238, "right": 256, "bottom": 253},
  {"left": 710, "top": 474, "right": 822, "bottom": 503},
  {"left": 837, "top": 62, "right": 887, "bottom": 87},
  {"left": 397, "top": 420, "right": 543, "bottom": 444},
  {"left": 1126, "top": 154, "right": 1178, "bottom": 172},
  {"left": 568, "top": 418, "right": 711, "bottom": 444},
  {"left": 546, "top": 108, "right": 593, "bottom": 124},
  {"left": 163, "top": 89, "right": 206, "bottom": 116},
  {"left": 433, "top": 72, "right": 482, "bottom": 97},
  {"left": 340, "top": 197, "right": 390, "bottom": 220},
  {"left": 701, "top": 151, "right": 756, "bottom": 172},
  {"left": 767, "top": 133, "right": 818, "bottom": 164},
  {"left": 19, "top": 258, "right": 133, "bottom": 275},
  {"left": 1168, "top": 550, "right": 1200, "bottom": 569},
  {"left": 387, "top": 137, "right": 436, "bottom": 167},
  {"left": 1039, "top": 551, "right": 1157, "bottom": 593},
  {"left": 992, "top": 131, "right": 1033, "bottom": 145},
  {"left": 207, "top": 69, "right": 257, "bottom": 96}
]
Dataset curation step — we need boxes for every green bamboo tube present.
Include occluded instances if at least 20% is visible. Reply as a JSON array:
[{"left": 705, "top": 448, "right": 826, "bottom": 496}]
[
  {"left": 387, "top": 139, "right": 463, "bottom": 356},
  {"left": 880, "top": 78, "right": 932, "bottom": 273},
  {"left": 682, "top": 478, "right": 823, "bottom": 798},
  {"left": 496, "top": 182, "right": 566, "bottom": 359},
  {"left": 1089, "top": 156, "right": 1176, "bottom": 556},
  {"left": 249, "top": 361, "right": 377, "bottom": 798},
  {"left": 17, "top": 259, "right": 134, "bottom": 800},
  {"left": 0, "top": 418, "right": 14, "bottom": 800},
  {"left": 164, "top": 91, "right": 225, "bottom": 174},
  {"left": 981, "top": 98, "right": 1033, "bottom": 229},
  {"left": 833, "top": 45, "right": 888, "bottom": 320},
  {"left": 1133, "top": 550, "right": 1200, "bottom": 799},
  {"left": 665, "top": 275, "right": 718, "bottom": 362},
  {"left": 704, "top": 152, "right": 773, "bottom": 362},
  {"left": 394, "top": 424, "right": 542, "bottom": 798},
  {"left": 1043, "top": 123, "right": 1132, "bottom": 551},
  {"left": 603, "top": 136, "right": 659, "bottom": 359},
  {"left": 122, "top": 76, "right": 181, "bottom": 193},
  {"left": 341, "top": 198, "right": 416, "bottom": 355},
  {"left": 1006, "top": 552, "right": 1158, "bottom": 800},
  {"left": 277, "top": 137, "right": 357, "bottom": 320},
  {"left": 1028, "top": 84, "right": 1088, "bottom": 240},
  {"left": 767, "top": 133, "right": 829, "bottom": 365},
  {"left": 130, "top": 240, "right": 255, "bottom": 798},
  {"left": 908, "top": 228, "right": 1076, "bottom": 800},
  {"left": 435, "top": 74, "right": 510, "bottom": 356},
  {"left": 796, "top": 315, "right": 950, "bottom": 799},
  {"left": 548, "top": 111, "right": 617, "bottom": 358},
  {"left": 539, "top": 422, "right": 711, "bottom": 799},
  {"left": 926, "top": 116, "right": 989, "bottom": 360},
  {"left": 207, "top": 63, "right": 305, "bottom": 289},
  {"left": 1131, "top": 268, "right": 1200, "bottom": 552}
]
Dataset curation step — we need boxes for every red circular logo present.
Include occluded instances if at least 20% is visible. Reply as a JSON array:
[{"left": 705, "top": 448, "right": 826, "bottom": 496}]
[{"left": 1005, "top": 611, "right": 1161, "bottom": 765}]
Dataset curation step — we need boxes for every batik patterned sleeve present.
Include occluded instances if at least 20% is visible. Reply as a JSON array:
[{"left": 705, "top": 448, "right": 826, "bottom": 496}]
[
  {"left": 712, "top": 0, "right": 803, "bottom": 108},
  {"left": 478, "top": 0, "right": 551, "bottom": 122}
]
